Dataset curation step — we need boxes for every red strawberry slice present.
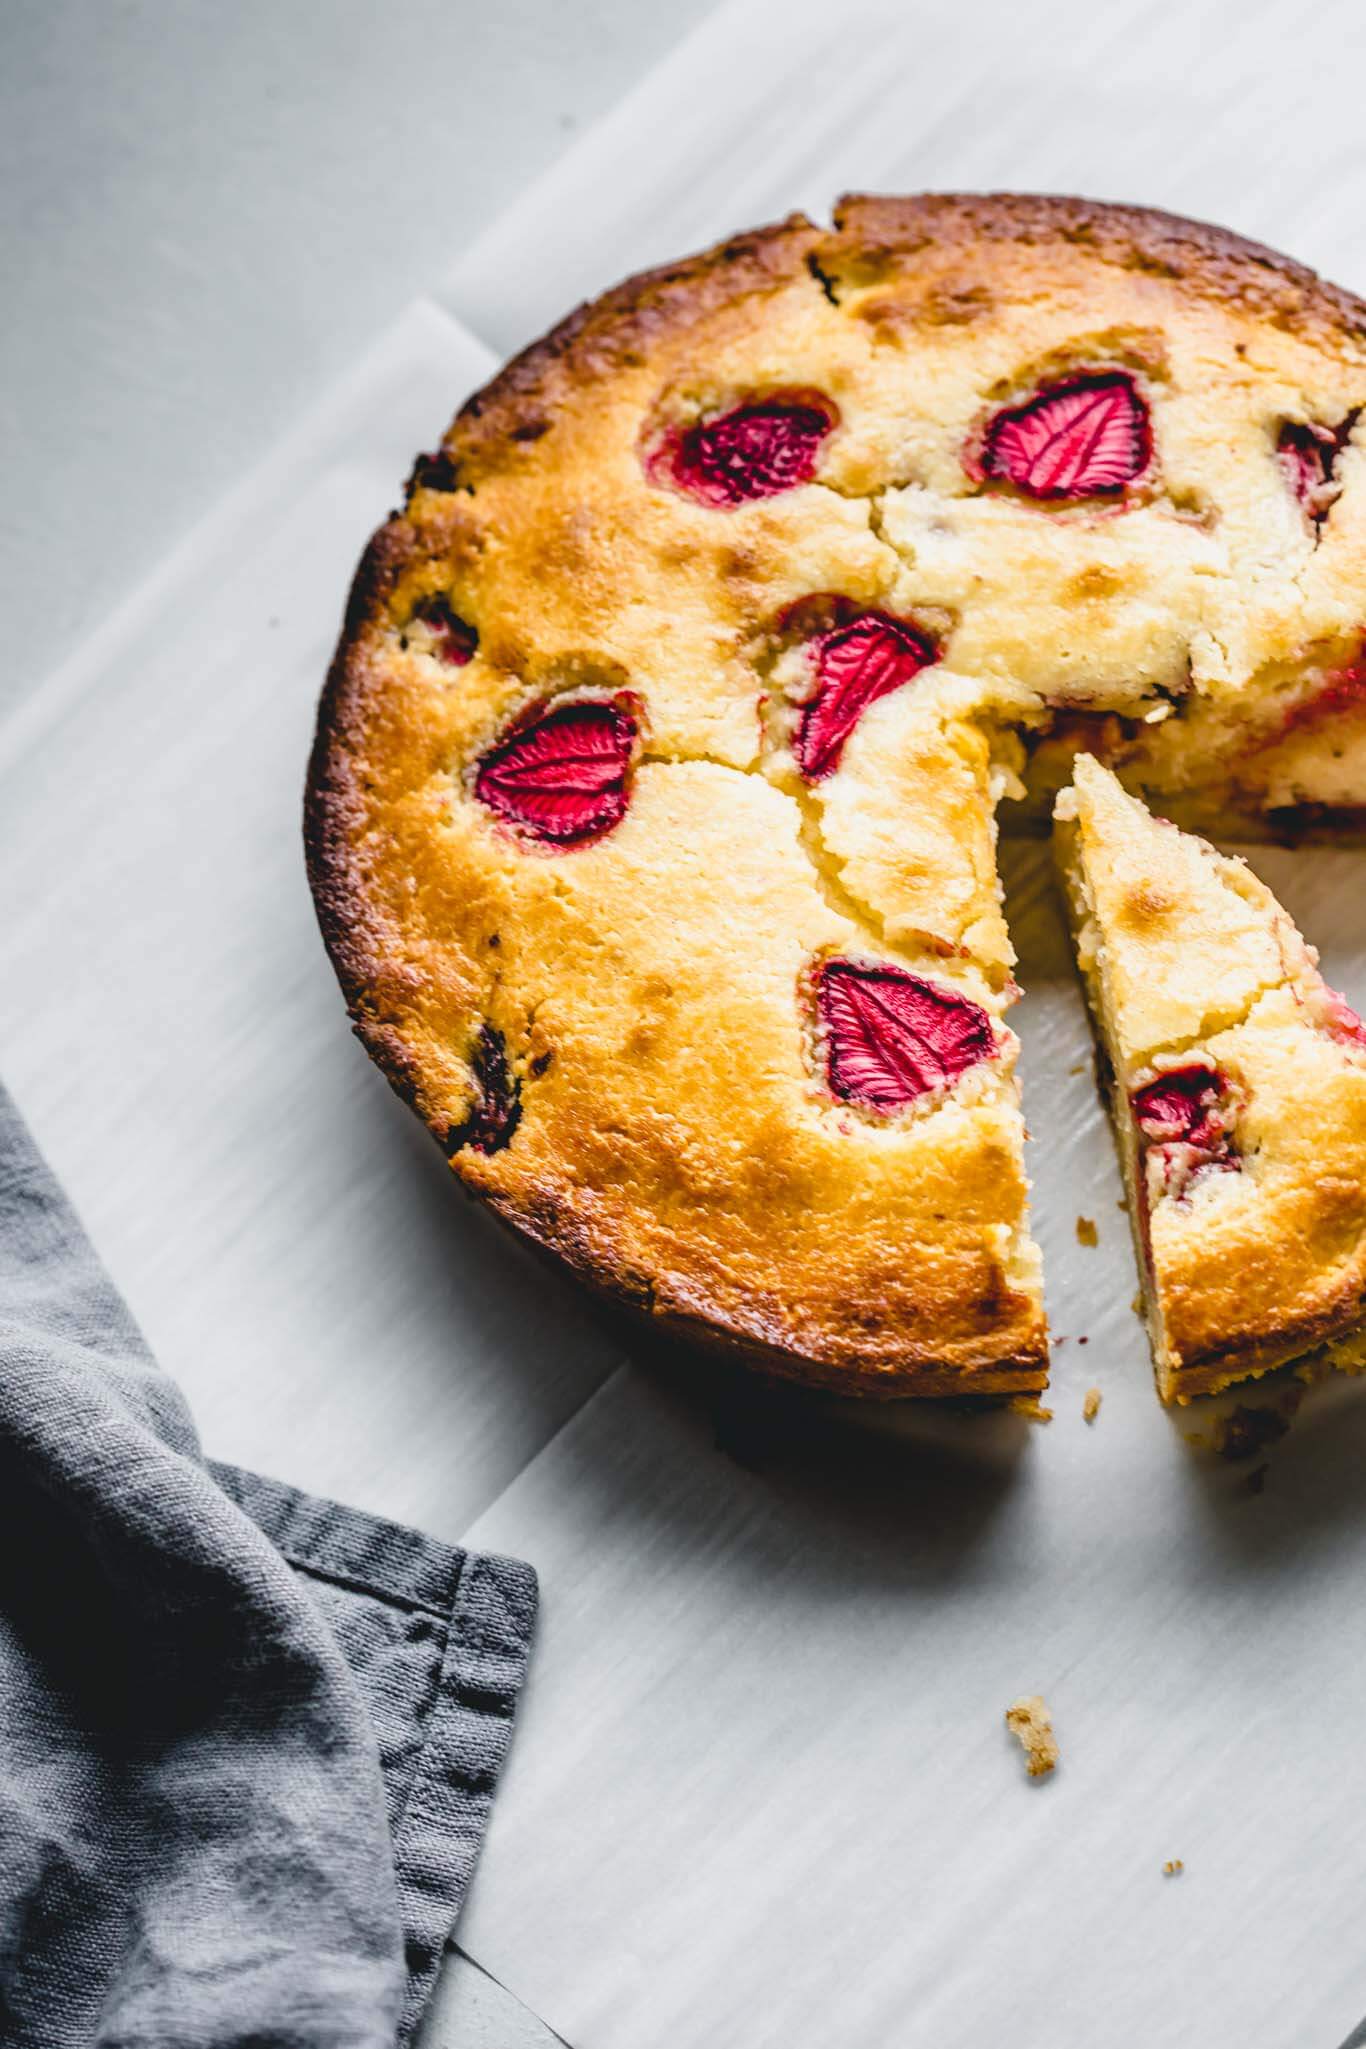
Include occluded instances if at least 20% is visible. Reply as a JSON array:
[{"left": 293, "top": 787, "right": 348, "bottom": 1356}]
[
  {"left": 413, "top": 596, "right": 479, "bottom": 666},
  {"left": 1277, "top": 415, "right": 1356, "bottom": 528},
  {"left": 974, "top": 371, "right": 1151, "bottom": 500},
  {"left": 1278, "top": 655, "right": 1366, "bottom": 737},
  {"left": 647, "top": 392, "right": 837, "bottom": 507},
  {"left": 1132, "top": 1065, "right": 1229, "bottom": 1152},
  {"left": 795, "top": 612, "right": 938, "bottom": 781},
  {"left": 1322, "top": 987, "right": 1366, "bottom": 1049},
  {"left": 816, "top": 959, "right": 996, "bottom": 1113},
  {"left": 475, "top": 696, "right": 637, "bottom": 846},
  {"left": 448, "top": 1024, "right": 521, "bottom": 1155},
  {"left": 1133, "top": 1064, "right": 1238, "bottom": 1204}
]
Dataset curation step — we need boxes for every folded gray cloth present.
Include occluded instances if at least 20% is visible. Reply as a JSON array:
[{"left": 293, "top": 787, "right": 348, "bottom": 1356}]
[{"left": 0, "top": 1080, "right": 536, "bottom": 2047}]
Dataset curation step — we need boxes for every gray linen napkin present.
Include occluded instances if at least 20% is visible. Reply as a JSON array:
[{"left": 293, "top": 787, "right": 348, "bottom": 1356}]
[{"left": 0, "top": 1079, "right": 536, "bottom": 2047}]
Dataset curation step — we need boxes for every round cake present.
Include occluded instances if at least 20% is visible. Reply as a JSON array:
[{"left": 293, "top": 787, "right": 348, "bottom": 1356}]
[{"left": 305, "top": 193, "right": 1366, "bottom": 1398}]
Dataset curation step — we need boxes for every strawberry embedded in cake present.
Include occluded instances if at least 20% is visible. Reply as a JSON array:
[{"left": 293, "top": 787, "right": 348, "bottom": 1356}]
[
  {"left": 410, "top": 595, "right": 479, "bottom": 666},
  {"left": 1056, "top": 754, "right": 1366, "bottom": 1402},
  {"left": 1131, "top": 1064, "right": 1230, "bottom": 1154},
  {"left": 1277, "top": 413, "right": 1357, "bottom": 529},
  {"left": 816, "top": 958, "right": 997, "bottom": 1112},
  {"left": 645, "top": 391, "right": 837, "bottom": 506},
  {"left": 474, "top": 696, "right": 638, "bottom": 846},
  {"left": 1323, "top": 989, "right": 1366, "bottom": 1049},
  {"left": 1130, "top": 1063, "right": 1238, "bottom": 1204},
  {"left": 969, "top": 370, "right": 1151, "bottom": 501},
  {"left": 447, "top": 1024, "right": 521, "bottom": 1155},
  {"left": 1274, "top": 650, "right": 1366, "bottom": 738},
  {"left": 793, "top": 612, "right": 939, "bottom": 782}
]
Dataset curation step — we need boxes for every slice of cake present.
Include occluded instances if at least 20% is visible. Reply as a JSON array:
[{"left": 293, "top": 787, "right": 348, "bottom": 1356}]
[{"left": 1055, "top": 754, "right": 1366, "bottom": 1401}]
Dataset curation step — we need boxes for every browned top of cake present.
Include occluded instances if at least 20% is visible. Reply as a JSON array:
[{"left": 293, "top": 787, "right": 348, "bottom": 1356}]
[{"left": 307, "top": 194, "right": 1366, "bottom": 1393}]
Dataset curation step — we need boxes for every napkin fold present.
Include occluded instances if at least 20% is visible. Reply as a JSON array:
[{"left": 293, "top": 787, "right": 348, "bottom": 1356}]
[{"left": 0, "top": 1078, "right": 535, "bottom": 2047}]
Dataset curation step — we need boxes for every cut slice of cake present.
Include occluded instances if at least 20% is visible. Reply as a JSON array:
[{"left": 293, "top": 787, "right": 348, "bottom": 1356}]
[{"left": 1055, "top": 754, "right": 1366, "bottom": 1402}]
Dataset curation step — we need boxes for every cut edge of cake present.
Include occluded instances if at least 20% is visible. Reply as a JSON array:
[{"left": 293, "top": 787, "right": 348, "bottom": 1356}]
[{"left": 1054, "top": 754, "right": 1366, "bottom": 1403}]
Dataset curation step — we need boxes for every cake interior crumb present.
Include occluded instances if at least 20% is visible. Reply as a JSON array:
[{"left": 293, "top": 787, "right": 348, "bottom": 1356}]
[
  {"left": 1075, "top": 1215, "right": 1098, "bottom": 1247},
  {"left": 1082, "top": 1386, "right": 1102, "bottom": 1423},
  {"left": 1005, "top": 1694, "right": 1058, "bottom": 1778},
  {"left": 1009, "top": 1395, "right": 1053, "bottom": 1423}
]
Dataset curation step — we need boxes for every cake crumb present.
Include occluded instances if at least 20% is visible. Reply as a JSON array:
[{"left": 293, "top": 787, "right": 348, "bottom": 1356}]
[
  {"left": 1082, "top": 1386, "right": 1102, "bottom": 1424},
  {"left": 1131, "top": 1292, "right": 1144, "bottom": 1318},
  {"left": 1075, "top": 1215, "right": 1098, "bottom": 1247},
  {"left": 1163, "top": 1858, "right": 1184, "bottom": 1877},
  {"left": 1005, "top": 1695, "right": 1058, "bottom": 1778},
  {"left": 1009, "top": 1395, "right": 1053, "bottom": 1423}
]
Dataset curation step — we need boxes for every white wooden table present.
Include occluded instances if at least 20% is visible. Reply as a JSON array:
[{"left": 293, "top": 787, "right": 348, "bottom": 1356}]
[{"left": 8, "top": 5, "right": 1366, "bottom": 2046}]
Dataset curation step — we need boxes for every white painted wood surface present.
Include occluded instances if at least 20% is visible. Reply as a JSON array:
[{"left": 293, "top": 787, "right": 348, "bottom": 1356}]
[{"left": 9, "top": 2, "right": 1366, "bottom": 2044}]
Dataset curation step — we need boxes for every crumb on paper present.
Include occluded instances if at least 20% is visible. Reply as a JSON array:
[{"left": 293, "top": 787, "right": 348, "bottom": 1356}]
[
  {"left": 1163, "top": 1858, "right": 1184, "bottom": 1877},
  {"left": 1213, "top": 1403, "right": 1290, "bottom": 1463},
  {"left": 1131, "top": 1292, "right": 1144, "bottom": 1318},
  {"left": 1083, "top": 1386, "right": 1102, "bottom": 1424},
  {"left": 1076, "top": 1215, "right": 1098, "bottom": 1247},
  {"left": 1116, "top": 1195, "right": 1129, "bottom": 1212},
  {"left": 1068, "top": 1061, "right": 1086, "bottom": 1076},
  {"left": 1006, "top": 1695, "right": 1058, "bottom": 1778},
  {"left": 1078, "top": 1334, "right": 1089, "bottom": 1346},
  {"left": 1009, "top": 1395, "right": 1053, "bottom": 1423}
]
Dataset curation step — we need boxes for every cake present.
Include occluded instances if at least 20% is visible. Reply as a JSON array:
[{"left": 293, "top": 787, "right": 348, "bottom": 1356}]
[
  {"left": 1056, "top": 756, "right": 1366, "bottom": 1402},
  {"left": 306, "top": 193, "right": 1366, "bottom": 1399}
]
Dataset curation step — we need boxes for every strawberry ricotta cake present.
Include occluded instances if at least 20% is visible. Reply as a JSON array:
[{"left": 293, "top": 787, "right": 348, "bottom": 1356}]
[
  {"left": 306, "top": 193, "right": 1366, "bottom": 1399},
  {"left": 1057, "top": 758, "right": 1366, "bottom": 1402}
]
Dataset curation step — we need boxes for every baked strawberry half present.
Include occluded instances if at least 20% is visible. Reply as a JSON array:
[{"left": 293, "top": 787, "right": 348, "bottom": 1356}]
[
  {"left": 1274, "top": 653, "right": 1366, "bottom": 738},
  {"left": 1320, "top": 986, "right": 1366, "bottom": 1050},
  {"left": 646, "top": 391, "right": 837, "bottom": 507},
  {"left": 447, "top": 1024, "right": 521, "bottom": 1155},
  {"left": 794, "top": 612, "right": 938, "bottom": 781},
  {"left": 1131, "top": 1064, "right": 1230, "bottom": 1153},
  {"left": 971, "top": 370, "right": 1151, "bottom": 500},
  {"left": 816, "top": 959, "right": 997, "bottom": 1113},
  {"left": 1131, "top": 1063, "right": 1238, "bottom": 1205},
  {"left": 475, "top": 696, "right": 638, "bottom": 846},
  {"left": 1277, "top": 414, "right": 1356, "bottom": 529},
  {"left": 411, "top": 595, "right": 479, "bottom": 666}
]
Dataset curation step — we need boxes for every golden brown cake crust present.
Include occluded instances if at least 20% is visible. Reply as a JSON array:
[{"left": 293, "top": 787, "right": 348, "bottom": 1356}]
[
  {"left": 824, "top": 193, "right": 1366, "bottom": 350},
  {"left": 308, "top": 193, "right": 1366, "bottom": 1398}
]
